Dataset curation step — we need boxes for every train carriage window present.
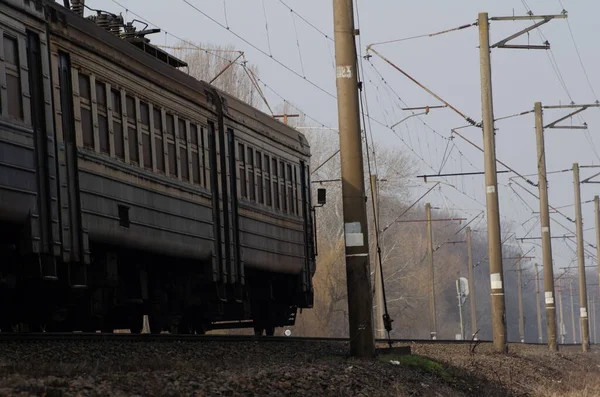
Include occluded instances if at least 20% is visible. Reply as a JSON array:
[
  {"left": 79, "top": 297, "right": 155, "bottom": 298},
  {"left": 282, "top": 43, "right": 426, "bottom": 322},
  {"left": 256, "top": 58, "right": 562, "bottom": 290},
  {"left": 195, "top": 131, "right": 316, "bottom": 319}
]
[
  {"left": 190, "top": 123, "right": 198, "bottom": 146},
  {"left": 178, "top": 118, "right": 186, "bottom": 141},
  {"left": 126, "top": 95, "right": 135, "bottom": 122},
  {"left": 264, "top": 154, "right": 272, "bottom": 207},
  {"left": 180, "top": 146, "right": 189, "bottom": 181},
  {"left": 287, "top": 164, "right": 294, "bottom": 214},
  {"left": 140, "top": 101, "right": 150, "bottom": 125},
  {"left": 294, "top": 166, "right": 300, "bottom": 216},
  {"left": 78, "top": 74, "right": 94, "bottom": 148},
  {"left": 272, "top": 158, "right": 279, "bottom": 210},
  {"left": 128, "top": 126, "right": 138, "bottom": 163},
  {"left": 238, "top": 143, "right": 246, "bottom": 198},
  {"left": 201, "top": 126, "right": 208, "bottom": 188},
  {"left": 111, "top": 90, "right": 124, "bottom": 160},
  {"left": 142, "top": 133, "right": 152, "bottom": 170},
  {"left": 247, "top": 147, "right": 255, "bottom": 201},
  {"left": 140, "top": 101, "right": 151, "bottom": 170},
  {"left": 78, "top": 74, "right": 90, "bottom": 100},
  {"left": 95, "top": 82, "right": 106, "bottom": 106},
  {"left": 166, "top": 113, "right": 177, "bottom": 177},
  {"left": 192, "top": 151, "right": 200, "bottom": 184},
  {"left": 4, "top": 35, "right": 22, "bottom": 121},
  {"left": 166, "top": 113, "right": 175, "bottom": 137},
  {"left": 178, "top": 118, "right": 189, "bottom": 181},
  {"left": 125, "top": 95, "right": 138, "bottom": 163},
  {"left": 280, "top": 161, "right": 287, "bottom": 213},
  {"left": 96, "top": 81, "right": 109, "bottom": 153},
  {"left": 256, "top": 151, "right": 263, "bottom": 204},
  {"left": 81, "top": 107, "right": 93, "bottom": 148},
  {"left": 98, "top": 115, "right": 109, "bottom": 153},
  {"left": 190, "top": 123, "right": 200, "bottom": 185},
  {"left": 153, "top": 107, "right": 165, "bottom": 173}
]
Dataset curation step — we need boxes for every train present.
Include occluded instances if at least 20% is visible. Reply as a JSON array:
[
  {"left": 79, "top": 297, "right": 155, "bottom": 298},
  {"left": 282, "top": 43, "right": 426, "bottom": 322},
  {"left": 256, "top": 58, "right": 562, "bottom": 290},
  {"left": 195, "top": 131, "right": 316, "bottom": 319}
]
[{"left": 0, "top": 0, "right": 320, "bottom": 335}]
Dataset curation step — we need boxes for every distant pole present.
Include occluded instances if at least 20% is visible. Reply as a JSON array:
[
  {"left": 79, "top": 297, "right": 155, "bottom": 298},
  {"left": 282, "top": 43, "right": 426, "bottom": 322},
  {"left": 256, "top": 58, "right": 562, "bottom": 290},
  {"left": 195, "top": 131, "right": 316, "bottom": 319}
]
[
  {"left": 478, "top": 12, "right": 507, "bottom": 353},
  {"left": 332, "top": 0, "right": 375, "bottom": 358},
  {"left": 517, "top": 256, "right": 525, "bottom": 343},
  {"left": 370, "top": 174, "right": 385, "bottom": 339},
  {"left": 591, "top": 295, "right": 596, "bottom": 345},
  {"left": 594, "top": 196, "right": 600, "bottom": 310},
  {"left": 558, "top": 280, "right": 565, "bottom": 344},
  {"left": 426, "top": 203, "right": 437, "bottom": 340},
  {"left": 534, "top": 102, "right": 558, "bottom": 351},
  {"left": 535, "top": 263, "right": 543, "bottom": 343},
  {"left": 573, "top": 163, "right": 590, "bottom": 352},
  {"left": 570, "top": 282, "right": 577, "bottom": 344},
  {"left": 466, "top": 227, "right": 477, "bottom": 339}
]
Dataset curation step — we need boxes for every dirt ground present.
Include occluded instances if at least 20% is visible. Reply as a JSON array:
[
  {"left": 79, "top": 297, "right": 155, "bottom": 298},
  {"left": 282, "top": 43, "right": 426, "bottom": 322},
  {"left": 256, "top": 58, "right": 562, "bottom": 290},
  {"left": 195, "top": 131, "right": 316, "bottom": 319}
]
[{"left": 0, "top": 339, "right": 598, "bottom": 396}]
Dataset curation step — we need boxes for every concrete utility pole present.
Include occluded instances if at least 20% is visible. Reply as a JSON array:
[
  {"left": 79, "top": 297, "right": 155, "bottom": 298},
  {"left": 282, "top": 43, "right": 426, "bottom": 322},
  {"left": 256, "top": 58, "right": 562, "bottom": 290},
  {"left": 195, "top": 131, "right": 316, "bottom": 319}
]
[
  {"left": 478, "top": 12, "right": 507, "bottom": 354},
  {"left": 466, "top": 227, "right": 477, "bottom": 339},
  {"left": 573, "top": 163, "right": 590, "bottom": 352},
  {"left": 426, "top": 203, "right": 437, "bottom": 340},
  {"left": 370, "top": 175, "right": 385, "bottom": 339},
  {"left": 332, "top": 0, "right": 374, "bottom": 357},
  {"left": 596, "top": 196, "right": 600, "bottom": 310},
  {"left": 558, "top": 280, "right": 565, "bottom": 344},
  {"left": 591, "top": 295, "right": 596, "bottom": 344},
  {"left": 535, "top": 263, "right": 543, "bottom": 343},
  {"left": 534, "top": 102, "right": 558, "bottom": 351},
  {"left": 570, "top": 282, "right": 577, "bottom": 344},
  {"left": 517, "top": 257, "right": 525, "bottom": 343}
]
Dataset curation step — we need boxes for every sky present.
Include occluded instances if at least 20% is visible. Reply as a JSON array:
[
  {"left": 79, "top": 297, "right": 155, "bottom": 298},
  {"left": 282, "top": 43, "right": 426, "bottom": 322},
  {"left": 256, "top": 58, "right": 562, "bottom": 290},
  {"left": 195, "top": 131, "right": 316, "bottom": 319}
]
[{"left": 88, "top": 0, "right": 600, "bottom": 285}]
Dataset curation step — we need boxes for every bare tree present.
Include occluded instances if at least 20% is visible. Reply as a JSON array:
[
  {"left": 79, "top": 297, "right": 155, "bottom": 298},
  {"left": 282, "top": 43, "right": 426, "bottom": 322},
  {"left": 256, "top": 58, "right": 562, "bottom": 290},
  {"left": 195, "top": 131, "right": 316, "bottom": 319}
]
[{"left": 172, "top": 42, "right": 260, "bottom": 108}]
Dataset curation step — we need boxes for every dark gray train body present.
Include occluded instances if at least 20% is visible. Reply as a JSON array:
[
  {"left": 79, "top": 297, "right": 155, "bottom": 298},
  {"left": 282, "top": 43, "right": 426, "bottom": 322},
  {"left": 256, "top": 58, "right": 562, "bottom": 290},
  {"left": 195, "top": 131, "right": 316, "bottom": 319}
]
[{"left": 0, "top": 0, "right": 316, "bottom": 334}]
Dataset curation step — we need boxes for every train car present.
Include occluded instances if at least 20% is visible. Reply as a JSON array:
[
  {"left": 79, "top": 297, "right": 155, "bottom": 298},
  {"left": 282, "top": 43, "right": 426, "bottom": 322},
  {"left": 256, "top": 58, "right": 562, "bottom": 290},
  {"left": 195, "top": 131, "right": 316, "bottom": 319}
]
[{"left": 0, "top": 0, "right": 317, "bottom": 335}]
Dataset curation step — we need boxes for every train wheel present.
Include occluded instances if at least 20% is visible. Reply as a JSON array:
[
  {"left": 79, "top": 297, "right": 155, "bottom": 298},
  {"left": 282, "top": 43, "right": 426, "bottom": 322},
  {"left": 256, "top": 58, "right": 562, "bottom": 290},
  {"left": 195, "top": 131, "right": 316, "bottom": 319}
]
[
  {"left": 149, "top": 316, "right": 164, "bottom": 334},
  {"left": 129, "top": 314, "right": 143, "bottom": 334},
  {"left": 253, "top": 326, "right": 264, "bottom": 336},
  {"left": 265, "top": 326, "right": 275, "bottom": 336}
]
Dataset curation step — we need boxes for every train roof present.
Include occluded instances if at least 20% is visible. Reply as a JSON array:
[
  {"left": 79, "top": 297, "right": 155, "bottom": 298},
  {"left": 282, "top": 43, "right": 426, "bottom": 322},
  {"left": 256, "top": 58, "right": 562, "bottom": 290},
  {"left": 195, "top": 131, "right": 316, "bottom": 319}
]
[{"left": 44, "top": 0, "right": 310, "bottom": 155}]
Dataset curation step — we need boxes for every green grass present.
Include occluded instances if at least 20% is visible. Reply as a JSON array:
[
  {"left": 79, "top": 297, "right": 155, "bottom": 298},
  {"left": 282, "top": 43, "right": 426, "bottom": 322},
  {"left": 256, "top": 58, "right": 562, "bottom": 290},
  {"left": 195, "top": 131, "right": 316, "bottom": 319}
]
[{"left": 379, "top": 354, "right": 452, "bottom": 381}]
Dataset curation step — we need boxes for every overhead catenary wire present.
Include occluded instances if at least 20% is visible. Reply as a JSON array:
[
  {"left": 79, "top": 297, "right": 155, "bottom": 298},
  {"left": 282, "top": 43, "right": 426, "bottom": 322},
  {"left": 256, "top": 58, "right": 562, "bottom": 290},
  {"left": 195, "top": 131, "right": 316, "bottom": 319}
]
[
  {"left": 261, "top": 0, "right": 273, "bottom": 56},
  {"left": 291, "top": 11, "right": 307, "bottom": 78},
  {"left": 110, "top": 0, "right": 340, "bottom": 148},
  {"left": 178, "top": 0, "right": 337, "bottom": 99},
  {"left": 368, "top": 21, "right": 477, "bottom": 48},
  {"left": 557, "top": 0, "right": 598, "bottom": 101},
  {"left": 277, "top": 0, "right": 334, "bottom": 42}
]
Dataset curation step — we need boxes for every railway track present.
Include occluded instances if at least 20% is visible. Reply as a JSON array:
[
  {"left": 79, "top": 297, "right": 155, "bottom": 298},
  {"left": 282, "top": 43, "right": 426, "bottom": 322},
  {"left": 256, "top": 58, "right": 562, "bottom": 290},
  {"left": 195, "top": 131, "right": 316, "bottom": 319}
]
[{"left": 0, "top": 332, "right": 584, "bottom": 347}]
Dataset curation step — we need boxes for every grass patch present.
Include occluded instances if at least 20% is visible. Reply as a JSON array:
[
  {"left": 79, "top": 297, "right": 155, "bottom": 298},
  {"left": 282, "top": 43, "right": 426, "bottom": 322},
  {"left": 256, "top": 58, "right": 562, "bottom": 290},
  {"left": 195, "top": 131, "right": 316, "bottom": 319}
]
[{"left": 379, "top": 354, "right": 452, "bottom": 381}]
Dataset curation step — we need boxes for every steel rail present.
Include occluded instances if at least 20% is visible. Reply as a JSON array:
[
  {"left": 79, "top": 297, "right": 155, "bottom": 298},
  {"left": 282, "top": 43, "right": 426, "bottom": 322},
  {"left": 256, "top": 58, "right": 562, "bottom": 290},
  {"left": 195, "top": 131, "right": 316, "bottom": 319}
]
[{"left": 0, "top": 333, "right": 587, "bottom": 347}]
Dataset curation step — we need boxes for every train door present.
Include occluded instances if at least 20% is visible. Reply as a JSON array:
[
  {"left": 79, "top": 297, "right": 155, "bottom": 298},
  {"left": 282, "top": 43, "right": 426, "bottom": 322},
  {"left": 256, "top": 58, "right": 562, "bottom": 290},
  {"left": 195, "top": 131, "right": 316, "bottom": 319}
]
[
  {"left": 55, "top": 51, "right": 88, "bottom": 286},
  {"left": 26, "top": 30, "right": 59, "bottom": 279}
]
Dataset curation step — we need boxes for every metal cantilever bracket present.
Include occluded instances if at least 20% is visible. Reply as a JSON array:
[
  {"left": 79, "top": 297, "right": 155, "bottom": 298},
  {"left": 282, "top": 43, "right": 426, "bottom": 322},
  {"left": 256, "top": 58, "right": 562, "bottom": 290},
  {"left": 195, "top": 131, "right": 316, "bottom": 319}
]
[
  {"left": 542, "top": 103, "right": 600, "bottom": 129},
  {"left": 489, "top": 14, "right": 568, "bottom": 50}
]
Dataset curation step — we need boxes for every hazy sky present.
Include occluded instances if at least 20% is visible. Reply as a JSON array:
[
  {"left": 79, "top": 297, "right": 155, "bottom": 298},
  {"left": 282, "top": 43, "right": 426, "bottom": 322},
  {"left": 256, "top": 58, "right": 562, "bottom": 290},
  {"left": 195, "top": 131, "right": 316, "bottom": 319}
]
[{"left": 90, "top": 0, "right": 600, "bottom": 281}]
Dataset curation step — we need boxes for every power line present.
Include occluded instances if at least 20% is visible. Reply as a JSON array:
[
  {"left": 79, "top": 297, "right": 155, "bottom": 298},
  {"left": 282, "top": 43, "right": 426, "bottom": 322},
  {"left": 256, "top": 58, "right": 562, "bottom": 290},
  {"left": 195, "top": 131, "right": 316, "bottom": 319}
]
[
  {"left": 277, "top": 0, "right": 334, "bottom": 42},
  {"left": 368, "top": 21, "right": 477, "bottom": 48},
  {"left": 291, "top": 12, "right": 307, "bottom": 78},
  {"left": 556, "top": 1, "right": 598, "bottom": 101},
  {"left": 261, "top": 0, "right": 273, "bottom": 56},
  {"left": 178, "top": 0, "right": 337, "bottom": 99}
]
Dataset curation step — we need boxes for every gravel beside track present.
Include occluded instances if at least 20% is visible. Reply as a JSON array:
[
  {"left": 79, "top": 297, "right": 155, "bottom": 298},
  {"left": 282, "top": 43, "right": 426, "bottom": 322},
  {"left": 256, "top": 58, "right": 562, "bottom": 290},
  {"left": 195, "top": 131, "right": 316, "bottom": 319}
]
[
  {"left": 0, "top": 337, "right": 598, "bottom": 396},
  {"left": 0, "top": 338, "right": 505, "bottom": 397}
]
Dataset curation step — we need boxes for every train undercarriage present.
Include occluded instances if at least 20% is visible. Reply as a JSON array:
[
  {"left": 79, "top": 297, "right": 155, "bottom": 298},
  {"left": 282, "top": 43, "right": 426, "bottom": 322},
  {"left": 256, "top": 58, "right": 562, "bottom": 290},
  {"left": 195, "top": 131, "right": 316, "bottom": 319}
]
[{"left": 0, "top": 221, "right": 298, "bottom": 335}]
